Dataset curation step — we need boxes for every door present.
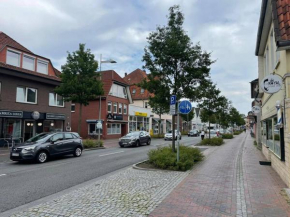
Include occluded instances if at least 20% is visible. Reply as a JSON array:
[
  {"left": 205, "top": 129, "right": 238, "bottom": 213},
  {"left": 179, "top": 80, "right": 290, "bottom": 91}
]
[
  {"left": 63, "top": 133, "right": 77, "bottom": 153},
  {"left": 121, "top": 124, "right": 127, "bottom": 137},
  {"left": 24, "top": 121, "right": 35, "bottom": 141},
  {"left": 49, "top": 133, "right": 65, "bottom": 155}
]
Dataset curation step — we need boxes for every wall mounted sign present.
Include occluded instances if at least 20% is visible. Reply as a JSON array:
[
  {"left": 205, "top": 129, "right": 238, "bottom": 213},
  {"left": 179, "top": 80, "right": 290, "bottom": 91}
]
[
  {"left": 46, "top": 113, "right": 66, "bottom": 120},
  {"left": 0, "top": 110, "right": 23, "bottom": 118},
  {"left": 252, "top": 106, "right": 261, "bottom": 114},
  {"left": 260, "top": 74, "right": 282, "bottom": 94},
  {"left": 107, "top": 114, "right": 123, "bottom": 120},
  {"left": 135, "top": 112, "right": 147, "bottom": 117},
  {"left": 31, "top": 111, "right": 40, "bottom": 120}
]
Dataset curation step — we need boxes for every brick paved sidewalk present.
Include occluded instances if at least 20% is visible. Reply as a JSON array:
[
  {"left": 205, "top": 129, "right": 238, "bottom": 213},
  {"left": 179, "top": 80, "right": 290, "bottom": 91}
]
[{"left": 150, "top": 133, "right": 290, "bottom": 217}]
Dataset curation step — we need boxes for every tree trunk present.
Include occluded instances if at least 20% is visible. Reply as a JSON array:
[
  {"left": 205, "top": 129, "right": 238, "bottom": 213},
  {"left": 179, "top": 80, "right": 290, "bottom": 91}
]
[
  {"left": 209, "top": 121, "right": 211, "bottom": 139},
  {"left": 172, "top": 115, "right": 175, "bottom": 152},
  {"left": 78, "top": 103, "right": 83, "bottom": 135},
  {"left": 158, "top": 114, "right": 162, "bottom": 136}
]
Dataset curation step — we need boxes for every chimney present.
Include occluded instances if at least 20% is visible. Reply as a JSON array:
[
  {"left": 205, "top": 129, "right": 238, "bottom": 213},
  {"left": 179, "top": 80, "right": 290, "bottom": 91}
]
[{"left": 125, "top": 72, "right": 127, "bottom": 76}]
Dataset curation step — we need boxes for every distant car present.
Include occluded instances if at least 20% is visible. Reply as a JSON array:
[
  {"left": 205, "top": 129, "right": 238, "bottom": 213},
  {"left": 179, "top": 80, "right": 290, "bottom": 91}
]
[
  {"left": 119, "top": 131, "right": 151, "bottom": 147},
  {"left": 188, "top": 130, "right": 199, "bottom": 137},
  {"left": 164, "top": 130, "right": 182, "bottom": 140},
  {"left": 10, "top": 132, "right": 83, "bottom": 163}
]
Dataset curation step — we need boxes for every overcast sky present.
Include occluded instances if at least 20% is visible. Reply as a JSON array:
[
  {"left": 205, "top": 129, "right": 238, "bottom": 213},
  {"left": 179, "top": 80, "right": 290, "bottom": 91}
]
[{"left": 1, "top": 0, "right": 261, "bottom": 115}]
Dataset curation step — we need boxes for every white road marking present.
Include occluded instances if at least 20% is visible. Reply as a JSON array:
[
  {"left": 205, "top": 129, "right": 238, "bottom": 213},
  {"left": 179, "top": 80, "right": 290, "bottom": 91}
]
[
  {"left": 0, "top": 174, "right": 7, "bottom": 177},
  {"left": 99, "top": 151, "right": 125, "bottom": 157}
]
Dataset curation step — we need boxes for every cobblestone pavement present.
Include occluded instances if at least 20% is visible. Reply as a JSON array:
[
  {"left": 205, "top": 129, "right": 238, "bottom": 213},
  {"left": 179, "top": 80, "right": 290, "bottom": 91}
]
[
  {"left": 150, "top": 133, "right": 290, "bottom": 217},
  {"left": 10, "top": 168, "right": 188, "bottom": 217}
]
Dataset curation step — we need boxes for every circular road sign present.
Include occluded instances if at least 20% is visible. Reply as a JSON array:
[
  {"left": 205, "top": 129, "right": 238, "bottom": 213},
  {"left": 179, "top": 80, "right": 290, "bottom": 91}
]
[{"left": 179, "top": 100, "right": 192, "bottom": 114}]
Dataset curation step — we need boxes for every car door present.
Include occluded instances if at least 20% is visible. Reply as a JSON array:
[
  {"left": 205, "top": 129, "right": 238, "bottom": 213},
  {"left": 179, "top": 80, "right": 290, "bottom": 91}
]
[
  {"left": 63, "top": 133, "right": 76, "bottom": 153},
  {"left": 49, "top": 133, "right": 65, "bottom": 155},
  {"left": 139, "top": 132, "right": 145, "bottom": 144}
]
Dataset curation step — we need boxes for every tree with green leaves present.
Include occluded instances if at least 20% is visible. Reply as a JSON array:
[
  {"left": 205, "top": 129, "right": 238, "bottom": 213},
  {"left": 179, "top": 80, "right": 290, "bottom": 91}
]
[
  {"left": 55, "top": 44, "right": 104, "bottom": 134},
  {"left": 198, "top": 82, "right": 227, "bottom": 138},
  {"left": 141, "top": 5, "right": 213, "bottom": 152}
]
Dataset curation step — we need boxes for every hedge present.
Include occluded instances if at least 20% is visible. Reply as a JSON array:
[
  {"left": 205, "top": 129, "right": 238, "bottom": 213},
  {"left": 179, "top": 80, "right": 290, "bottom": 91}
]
[{"left": 199, "top": 137, "right": 224, "bottom": 146}]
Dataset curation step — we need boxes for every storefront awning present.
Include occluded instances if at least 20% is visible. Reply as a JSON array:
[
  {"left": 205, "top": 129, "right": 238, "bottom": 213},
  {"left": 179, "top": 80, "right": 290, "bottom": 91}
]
[
  {"left": 166, "top": 120, "right": 172, "bottom": 124},
  {"left": 86, "top": 120, "right": 103, "bottom": 123},
  {"left": 107, "top": 120, "right": 128, "bottom": 123},
  {"left": 152, "top": 118, "right": 160, "bottom": 122}
]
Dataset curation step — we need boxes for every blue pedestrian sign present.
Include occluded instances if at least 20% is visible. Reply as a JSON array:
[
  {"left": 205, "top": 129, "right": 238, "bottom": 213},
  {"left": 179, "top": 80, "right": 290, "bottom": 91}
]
[
  {"left": 170, "top": 95, "right": 176, "bottom": 105},
  {"left": 179, "top": 100, "right": 192, "bottom": 114}
]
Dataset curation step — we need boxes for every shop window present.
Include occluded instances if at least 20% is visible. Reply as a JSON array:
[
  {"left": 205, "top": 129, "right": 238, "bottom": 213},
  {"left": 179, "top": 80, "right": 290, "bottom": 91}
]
[
  {"left": 108, "top": 101, "right": 112, "bottom": 113},
  {"left": 23, "top": 54, "right": 35, "bottom": 71},
  {"left": 43, "top": 120, "right": 63, "bottom": 132},
  {"left": 71, "top": 104, "right": 75, "bottom": 112},
  {"left": 119, "top": 103, "right": 122, "bottom": 114},
  {"left": 88, "top": 123, "right": 103, "bottom": 135},
  {"left": 49, "top": 93, "right": 64, "bottom": 107},
  {"left": 16, "top": 87, "right": 37, "bottom": 104},
  {"left": 124, "top": 104, "right": 127, "bottom": 114},
  {"left": 109, "top": 84, "right": 127, "bottom": 99},
  {"left": 4, "top": 119, "right": 21, "bottom": 138},
  {"left": 107, "top": 123, "right": 121, "bottom": 134},
  {"left": 7, "top": 49, "right": 20, "bottom": 67},
  {"left": 113, "top": 102, "right": 117, "bottom": 113},
  {"left": 37, "top": 59, "right": 48, "bottom": 74},
  {"left": 266, "top": 119, "right": 273, "bottom": 150},
  {"left": 273, "top": 117, "right": 281, "bottom": 157}
]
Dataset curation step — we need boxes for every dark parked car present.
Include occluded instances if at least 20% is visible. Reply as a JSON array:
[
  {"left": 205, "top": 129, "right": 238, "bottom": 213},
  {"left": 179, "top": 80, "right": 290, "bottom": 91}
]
[
  {"left": 188, "top": 130, "right": 199, "bottom": 137},
  {"left": 10, "top": 132, "right": 83, "bottom": 163},
  {"left": 119, "top": 131, "right": 151, "bottom": 147}
]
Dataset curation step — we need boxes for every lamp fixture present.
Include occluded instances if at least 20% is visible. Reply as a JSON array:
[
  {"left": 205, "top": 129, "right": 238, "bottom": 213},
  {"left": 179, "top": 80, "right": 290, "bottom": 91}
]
[
  {"left": 27, "top": 123, "right": 30, "bottom": 126},
  {"left": 276, "top": 100, "right": 281, "bottom": 109},
  {"left": 50, "top": 123, "right": 54, "bottom": 127},
  {"left": 38, "top": 123, "right": 42, "bottom": 126}
]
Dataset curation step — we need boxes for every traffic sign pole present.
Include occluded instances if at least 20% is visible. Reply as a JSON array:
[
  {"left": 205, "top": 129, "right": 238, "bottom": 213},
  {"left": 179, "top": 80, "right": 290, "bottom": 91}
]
[{"left": 177, "top": 101, "right": 180, "bottom": 162}]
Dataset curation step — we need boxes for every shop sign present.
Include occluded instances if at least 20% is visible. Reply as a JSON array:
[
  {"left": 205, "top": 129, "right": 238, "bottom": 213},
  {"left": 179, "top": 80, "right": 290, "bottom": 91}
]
[
  {"left": 31, "top": 111, "right": 40, "bottom": 120},
  {"left": 107, "top": 114, "right": 123, "bottom": 120},
  {"left": 135, "top": 112, "right": 147, "bottom": 117},
  {"left": 169, "top": 95, "right": 176, "bottom": 115},
  {"left": 260, "top": 74, "right": 282, "bottom": 94},
  {"left": 46, "top": 113, "right": 65, "bottom": 120},
  {"left": 252, "top": 106, "right": 261, "bottom": 114},
  {"left": 0, "top": 110, "right": 23, "bottom": 118}
]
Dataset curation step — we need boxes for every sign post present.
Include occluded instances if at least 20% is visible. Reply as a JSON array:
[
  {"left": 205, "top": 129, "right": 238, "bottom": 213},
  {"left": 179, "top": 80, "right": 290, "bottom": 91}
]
[
  {"left": 177, "top": 100, "right": 192, "bottom": 162},
  {"left": 170, "top": 95, "right": 176, "bottom": 115}
]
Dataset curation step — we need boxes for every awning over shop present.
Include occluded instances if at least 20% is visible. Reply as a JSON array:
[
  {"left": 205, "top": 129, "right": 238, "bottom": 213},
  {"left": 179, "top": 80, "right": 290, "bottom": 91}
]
[
  {"left": 107, "top": 120, "right": 128, "bottom": 123},
  {"left": 86, "top": 120, "right": 103, "bottom": 123},
  {"left": 166, "top": 120, "right": 172, "bottom": 124},
  {"left": 152, "top": 118, "right": 160, "bottom": 122}
]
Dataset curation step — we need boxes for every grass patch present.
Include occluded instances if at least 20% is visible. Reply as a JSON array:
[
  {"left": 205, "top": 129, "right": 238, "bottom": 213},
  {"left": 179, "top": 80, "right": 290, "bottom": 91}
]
[
  {"left": 221, "top": 134, "right": 233, "bottom": 139},
  {"left": 151, "top": 134, "right": 165, "bottom": 139},
  {"left": 83, "top": 139, "right": 104, "bottom": 149},
  {"left": 147, "top": 145, "right": 204, "bottom": 171},
  {"left": 199, "top": 137, "right": 224, "bottom": 146}
]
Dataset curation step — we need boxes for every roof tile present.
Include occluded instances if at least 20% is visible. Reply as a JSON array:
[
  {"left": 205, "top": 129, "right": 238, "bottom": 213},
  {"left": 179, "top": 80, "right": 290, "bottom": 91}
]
[{"left": 0, "top": 32, "right": 33, "bottom": 54}]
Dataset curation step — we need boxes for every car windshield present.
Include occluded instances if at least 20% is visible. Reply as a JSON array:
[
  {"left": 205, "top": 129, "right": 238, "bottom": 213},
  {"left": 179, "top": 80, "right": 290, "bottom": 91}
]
[
  {"left": 126, "top": 132, "right": 140, "bottom": 137},
  {"left": 26, "top": 133, "right": 50, "bottom": 143}
]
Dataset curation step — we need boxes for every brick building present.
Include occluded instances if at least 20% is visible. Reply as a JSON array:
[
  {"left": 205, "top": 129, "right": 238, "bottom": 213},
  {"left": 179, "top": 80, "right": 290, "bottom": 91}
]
[
  {"left": 0, "top": 32, "right": 71, "bottom": 144},
  {"left": 71, "top": 70, "right": 132, "bottom": 139}
]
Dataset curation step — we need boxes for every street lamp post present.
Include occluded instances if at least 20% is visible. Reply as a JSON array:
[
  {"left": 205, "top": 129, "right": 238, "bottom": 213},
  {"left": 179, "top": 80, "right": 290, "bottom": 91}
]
[{"left": 98, "top": 54, "right": 117, "bottom": 141}]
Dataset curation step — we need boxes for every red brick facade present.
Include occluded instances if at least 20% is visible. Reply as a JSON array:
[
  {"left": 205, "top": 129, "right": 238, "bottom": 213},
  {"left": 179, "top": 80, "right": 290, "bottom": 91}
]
[{"left": 71, "top": 70, "right": 131, "bottom": 139}]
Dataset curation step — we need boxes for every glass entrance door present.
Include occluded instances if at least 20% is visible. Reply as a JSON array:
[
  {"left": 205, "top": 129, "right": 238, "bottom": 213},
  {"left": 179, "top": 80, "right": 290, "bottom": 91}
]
[{"left": 24, "top": 121, "right": 35, "bottom": 141}]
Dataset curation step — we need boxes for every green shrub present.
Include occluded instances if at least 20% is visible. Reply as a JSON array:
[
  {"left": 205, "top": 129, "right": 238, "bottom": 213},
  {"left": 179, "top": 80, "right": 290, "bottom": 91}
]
[
  {"left": 222, "top": 134, "right": 233, "bottom": 139},
  {"left": 181, "top": 131, "right": 188, "bottom": 135},
  {"left": 233, "top": 130, "right": 243, "bottom": 135},
  {"left": 200, "top": 137, "right": 224, "bottom": 146},
  {"left": 148, "top": 145, "right": 204, "bottom": 171},
  {"left": 83, "top": 139, "right": 103, "bottom": 149},
  {"left": 253, "top": 140, "right": 257, "bottom": 146},
  {"left": 151, "top": 134, "right": 165, "bottom": 138}
]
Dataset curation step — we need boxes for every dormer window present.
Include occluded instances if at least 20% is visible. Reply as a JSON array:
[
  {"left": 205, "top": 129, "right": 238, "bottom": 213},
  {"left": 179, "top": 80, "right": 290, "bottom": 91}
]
[
  {"left": 132, "top": 89, "right": 136, "bottom": 94},
  {"left": 23, "top": 54, "right": 35, "bottom": 71},
  {"left": 141, "top": 88, "right": 145, "bottom": 94},
  {"left": 37, "top": 59, "right": 48, "bottom": 74},
  {"left": 7, "top": 49, "right": 20, "bottom": 67}
]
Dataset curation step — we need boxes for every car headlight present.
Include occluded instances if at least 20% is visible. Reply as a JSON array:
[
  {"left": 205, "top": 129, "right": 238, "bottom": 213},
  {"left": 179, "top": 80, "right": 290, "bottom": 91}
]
[{"left": 22, "top": 146, "right": 35, "bottom": 153}]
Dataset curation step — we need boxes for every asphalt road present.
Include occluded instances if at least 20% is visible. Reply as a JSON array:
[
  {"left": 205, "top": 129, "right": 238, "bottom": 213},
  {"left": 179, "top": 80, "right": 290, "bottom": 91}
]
[{"left": 0, "top": 136, "right": 201, "bottom": 213}]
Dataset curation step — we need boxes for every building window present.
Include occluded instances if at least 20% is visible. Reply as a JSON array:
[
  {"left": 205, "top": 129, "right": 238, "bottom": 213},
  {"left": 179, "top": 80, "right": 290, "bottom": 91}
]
[
  {"left": 107, "top": 123, "right": 121, "bottom": 134},
  {"left": 145, "top": 102, "right": 149, "bottom": 108},
  {"left": 264, "top": 47, "right": 269, "bottom": 77},
  {"left": 141, "top": 88, "right": 145, "bottom": 94},
  {"left": 49, "top": 93, "right": 64, "bottom": 107},
  {"left": 132, "top": 89, "right": 136, "bottom": 94},
  {"left": 113, "top": 102, "right": 117, "bottom": 113},
  {"left": 16, "top": 87, "right": 37, "bottom": 104},
  {"left": 108, "top": 101, "right": 112, "bottom": 113},
  {"left": 71, "top": 104, "right": 75, "bottom": 112},
  {"left": 109, "top": 84, "right": 127, "bottom": 99},
  {"left": 124, "top": 104, "right": 127, "bottom": 114},
  {"left": 37, "top": 59, "right": 48, "bottom": 74},
  {"left": 7, "top": 49, "right": 20, "bottom": 67},
  {"left": 88, "top": 123, "right": 102, "bottom": 135},
  {"left": 23, "top": 54, "right": 35, "bottom": 71},
  {"left": 119, "top": 103, "right": 122, "bottom": 114}
]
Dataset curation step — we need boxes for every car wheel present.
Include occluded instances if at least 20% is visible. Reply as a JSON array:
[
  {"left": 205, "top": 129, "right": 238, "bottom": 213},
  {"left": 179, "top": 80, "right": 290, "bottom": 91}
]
[
  {"left": 36, "top": 151, "right": 48, "bottom": 163},
  {"left": 147, "top": 139, "right": 151, "bottom": 145},
  {"left": 136, "top": 140, "right": 140, "bottom": 147},
  {"left": 74, "top": 147, "right": 82, "bottom": 157}
]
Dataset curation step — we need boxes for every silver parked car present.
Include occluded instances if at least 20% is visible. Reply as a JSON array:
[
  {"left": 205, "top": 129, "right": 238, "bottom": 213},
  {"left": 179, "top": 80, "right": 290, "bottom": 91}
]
[
  {"left": 119, "top": 131, "right": 151, "bottom": 147},
  {"left": 164, "top": 130, "right": 182, "bottom": 140}
]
